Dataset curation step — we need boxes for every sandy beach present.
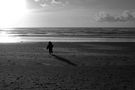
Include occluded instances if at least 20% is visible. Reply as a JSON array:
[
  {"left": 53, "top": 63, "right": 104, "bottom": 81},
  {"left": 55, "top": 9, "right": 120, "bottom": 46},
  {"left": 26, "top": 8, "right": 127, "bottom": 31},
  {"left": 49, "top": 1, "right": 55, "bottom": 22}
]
[{"left": 0, "top": 42, "right": 135, "bottom": 89}]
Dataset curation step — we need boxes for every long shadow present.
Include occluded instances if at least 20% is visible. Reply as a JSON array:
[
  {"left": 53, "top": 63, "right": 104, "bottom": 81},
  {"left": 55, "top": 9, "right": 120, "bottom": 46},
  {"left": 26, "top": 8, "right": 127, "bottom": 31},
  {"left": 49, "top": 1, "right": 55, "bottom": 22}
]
[{"left": 52, "top": 54, "right": 77, "bottom": 67}]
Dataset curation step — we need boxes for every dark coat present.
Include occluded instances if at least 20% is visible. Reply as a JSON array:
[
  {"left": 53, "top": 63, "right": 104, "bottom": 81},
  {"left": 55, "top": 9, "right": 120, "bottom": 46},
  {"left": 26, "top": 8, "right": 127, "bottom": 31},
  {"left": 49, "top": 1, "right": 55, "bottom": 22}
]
[{"left": 46, "top": 42, "right": 53, "bottom": 50}]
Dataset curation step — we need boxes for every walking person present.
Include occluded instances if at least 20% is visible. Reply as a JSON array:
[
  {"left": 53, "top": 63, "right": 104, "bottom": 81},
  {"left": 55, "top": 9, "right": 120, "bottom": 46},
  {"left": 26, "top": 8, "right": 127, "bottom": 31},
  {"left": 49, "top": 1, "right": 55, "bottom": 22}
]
[{"left": 46, "top": 41, "right": 54, "bottom": 55}]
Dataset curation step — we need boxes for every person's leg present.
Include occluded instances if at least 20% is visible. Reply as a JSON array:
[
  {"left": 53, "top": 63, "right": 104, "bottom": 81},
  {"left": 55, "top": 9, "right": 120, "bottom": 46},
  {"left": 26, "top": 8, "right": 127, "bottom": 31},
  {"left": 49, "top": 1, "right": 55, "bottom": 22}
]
[
  {"left": 49, "top": 49, "right": 53, "bottom": 55},
  {"left": 51, "top": 48, "right": 53, "bottom": 54},
  {"left": 49, "top": 49, "right": 51, "bottom": 54}
]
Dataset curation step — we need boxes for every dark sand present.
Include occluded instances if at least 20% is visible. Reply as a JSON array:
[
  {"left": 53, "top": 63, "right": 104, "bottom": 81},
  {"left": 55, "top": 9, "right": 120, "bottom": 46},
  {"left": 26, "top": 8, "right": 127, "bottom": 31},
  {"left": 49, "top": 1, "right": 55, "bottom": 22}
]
[{"left": 0, "top": 42, "right": 135, "bottom": 89}]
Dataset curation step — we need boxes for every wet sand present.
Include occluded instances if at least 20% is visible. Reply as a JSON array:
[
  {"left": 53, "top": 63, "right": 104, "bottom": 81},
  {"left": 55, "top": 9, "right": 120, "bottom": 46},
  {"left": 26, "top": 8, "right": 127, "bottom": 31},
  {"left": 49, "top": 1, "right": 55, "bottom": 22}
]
[{"left": 0, "top": 42, "right": 135, "bottom": 89}]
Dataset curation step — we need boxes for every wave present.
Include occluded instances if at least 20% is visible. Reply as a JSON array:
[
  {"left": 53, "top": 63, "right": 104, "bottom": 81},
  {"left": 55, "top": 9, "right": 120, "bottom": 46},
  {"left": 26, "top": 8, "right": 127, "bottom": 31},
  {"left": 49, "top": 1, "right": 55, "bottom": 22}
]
[{"left": 0, "top": 27, "right": 135, "bottom": 42}]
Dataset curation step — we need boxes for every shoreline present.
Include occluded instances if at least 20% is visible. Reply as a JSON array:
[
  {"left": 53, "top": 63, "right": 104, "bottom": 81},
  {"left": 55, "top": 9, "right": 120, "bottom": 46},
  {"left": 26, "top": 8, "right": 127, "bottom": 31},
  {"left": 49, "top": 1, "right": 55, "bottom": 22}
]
[
  {"left": 19, "top": 37, "right": 135, "bottom": 42},
  {"left": 1, "top": 41, "right": 135, "bottom": 45}
]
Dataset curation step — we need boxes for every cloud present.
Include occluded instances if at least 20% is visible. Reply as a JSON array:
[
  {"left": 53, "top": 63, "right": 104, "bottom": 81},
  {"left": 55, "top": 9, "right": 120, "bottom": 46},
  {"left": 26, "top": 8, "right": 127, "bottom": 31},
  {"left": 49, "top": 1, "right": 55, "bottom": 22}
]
[
  {"left": 34, "top": 0, "right": 39, "bottom": 2},
  {"left": 96, "top": 10, "right": 135, "bottom": 22},
  {"left": 34, "top": 0, "right": 67, "bottom": 7},
  {"left": 51, "top": 0, "right": 62, "bottom": 4}
]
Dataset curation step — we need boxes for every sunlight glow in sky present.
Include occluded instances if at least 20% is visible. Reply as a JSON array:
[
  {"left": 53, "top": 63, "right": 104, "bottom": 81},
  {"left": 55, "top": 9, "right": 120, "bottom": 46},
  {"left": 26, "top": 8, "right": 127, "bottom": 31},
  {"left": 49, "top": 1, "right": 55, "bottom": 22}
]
[
  {"left": 0, "top": 0, "right": 135, "bottom": 27},
  {"left": 0, "top": 0, "right": 28, "bottom": 28}
]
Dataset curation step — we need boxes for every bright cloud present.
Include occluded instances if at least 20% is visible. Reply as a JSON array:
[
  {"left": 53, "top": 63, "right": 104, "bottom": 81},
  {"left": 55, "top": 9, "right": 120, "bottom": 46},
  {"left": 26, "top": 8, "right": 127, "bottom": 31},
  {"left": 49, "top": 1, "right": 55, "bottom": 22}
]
[
  {"left": 96, "top": 10, "right": 135, "bottom": 22},
  {"left": 34, "top": 0, "right": 67, "bottom": 7}
]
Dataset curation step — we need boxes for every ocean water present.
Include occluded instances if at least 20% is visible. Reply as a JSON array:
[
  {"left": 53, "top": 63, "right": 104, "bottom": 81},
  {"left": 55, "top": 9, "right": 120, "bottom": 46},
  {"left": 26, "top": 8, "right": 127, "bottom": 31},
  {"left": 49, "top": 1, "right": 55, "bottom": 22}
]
[{"left": 0, "top": 27, "right": 135, "bottom": 42}]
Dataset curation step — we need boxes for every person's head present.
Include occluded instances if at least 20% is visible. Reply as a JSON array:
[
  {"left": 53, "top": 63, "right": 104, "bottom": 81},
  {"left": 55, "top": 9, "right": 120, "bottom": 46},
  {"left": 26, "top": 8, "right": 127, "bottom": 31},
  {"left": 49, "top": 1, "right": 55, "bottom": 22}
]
[{"left": 49, "top": 41, "right": 52, "bottom": 44}]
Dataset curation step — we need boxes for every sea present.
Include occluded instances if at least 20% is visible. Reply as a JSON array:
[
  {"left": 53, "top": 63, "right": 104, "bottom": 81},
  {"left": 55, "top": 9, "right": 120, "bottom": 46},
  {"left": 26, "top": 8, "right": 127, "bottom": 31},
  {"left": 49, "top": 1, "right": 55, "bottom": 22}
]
[{"left": 0, "top": 27, "right": 135, "bottom": 42}]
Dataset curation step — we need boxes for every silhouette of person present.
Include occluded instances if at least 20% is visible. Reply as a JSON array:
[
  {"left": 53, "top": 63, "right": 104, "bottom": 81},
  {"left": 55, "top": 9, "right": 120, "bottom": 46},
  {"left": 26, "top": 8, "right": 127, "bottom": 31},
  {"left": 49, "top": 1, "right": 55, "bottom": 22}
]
[{"left": 46, "top": 41, "right": 54, "bottom": 55}]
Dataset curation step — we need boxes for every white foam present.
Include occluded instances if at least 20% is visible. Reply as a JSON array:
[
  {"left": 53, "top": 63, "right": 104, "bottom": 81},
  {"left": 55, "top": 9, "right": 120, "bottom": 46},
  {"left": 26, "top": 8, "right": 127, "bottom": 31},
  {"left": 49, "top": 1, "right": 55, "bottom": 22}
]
[{"left": 19, "top": 37, "right": 135, "bottom": 42}]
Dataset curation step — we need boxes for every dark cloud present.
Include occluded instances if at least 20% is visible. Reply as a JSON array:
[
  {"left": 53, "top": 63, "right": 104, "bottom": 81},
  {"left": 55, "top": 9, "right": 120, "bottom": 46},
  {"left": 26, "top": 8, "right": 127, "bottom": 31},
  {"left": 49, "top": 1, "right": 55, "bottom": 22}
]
[{"left": 96, "top": 11, "right": 135, "bottom": 22}]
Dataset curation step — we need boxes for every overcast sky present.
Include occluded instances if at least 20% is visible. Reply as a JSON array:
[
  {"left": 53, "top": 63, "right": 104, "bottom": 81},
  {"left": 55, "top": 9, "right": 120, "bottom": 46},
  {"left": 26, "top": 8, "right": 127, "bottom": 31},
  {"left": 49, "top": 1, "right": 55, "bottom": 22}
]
[{"left": 6, "top": 0, "right": 135, "bottom": 27}]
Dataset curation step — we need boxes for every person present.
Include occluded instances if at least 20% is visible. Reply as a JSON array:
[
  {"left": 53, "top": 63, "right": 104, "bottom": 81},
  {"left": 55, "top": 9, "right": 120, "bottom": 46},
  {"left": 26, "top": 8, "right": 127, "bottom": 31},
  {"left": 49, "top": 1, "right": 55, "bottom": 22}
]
[{"left": 46, "top": 41, "right": 54, "bottom": 55}]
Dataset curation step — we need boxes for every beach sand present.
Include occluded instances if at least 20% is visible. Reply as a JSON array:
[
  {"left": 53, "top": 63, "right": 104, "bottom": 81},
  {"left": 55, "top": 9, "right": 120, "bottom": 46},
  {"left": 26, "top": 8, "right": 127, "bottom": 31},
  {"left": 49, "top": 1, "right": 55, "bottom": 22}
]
[{"left": 0, "top": 42, "right": 135, "bottom": 89}]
